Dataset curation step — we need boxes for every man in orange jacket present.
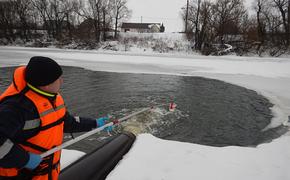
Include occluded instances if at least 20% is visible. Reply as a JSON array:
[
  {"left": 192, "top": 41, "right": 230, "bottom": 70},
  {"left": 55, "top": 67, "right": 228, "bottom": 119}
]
[{"left": 0, "top": 56, "right": 111, "bottom": 180}]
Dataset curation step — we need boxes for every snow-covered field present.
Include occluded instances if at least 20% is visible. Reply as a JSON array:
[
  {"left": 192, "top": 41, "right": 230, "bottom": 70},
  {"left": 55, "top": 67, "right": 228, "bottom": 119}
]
[{"left": 1, "top": 46, "right": 290, "bottom": 180}]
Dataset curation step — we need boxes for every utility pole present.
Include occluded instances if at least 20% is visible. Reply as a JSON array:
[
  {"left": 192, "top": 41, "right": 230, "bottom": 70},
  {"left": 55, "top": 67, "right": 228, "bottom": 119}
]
[
  {"left": 141, "top": 16, "right": 143, "bottom": 23},
  {"left": 185, "top": 0, "right": 189, "bottom": 33},
  {"left": 288, "top": 0, "right": 290, "bottom": 45}
]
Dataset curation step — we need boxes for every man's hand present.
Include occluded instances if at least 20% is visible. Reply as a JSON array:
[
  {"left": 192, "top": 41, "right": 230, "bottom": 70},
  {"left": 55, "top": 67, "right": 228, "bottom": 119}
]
[
  {"left": 96, "top": 116, "right": 114, "bottom": 133},
  {"left": 96, "top": 116, "right": 109, "bottom": 127}
]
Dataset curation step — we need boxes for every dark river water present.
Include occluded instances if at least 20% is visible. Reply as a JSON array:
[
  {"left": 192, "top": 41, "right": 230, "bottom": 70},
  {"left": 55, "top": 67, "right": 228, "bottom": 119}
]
[{"left": 0, "top": 66, "right": 287, "bottom": 152}]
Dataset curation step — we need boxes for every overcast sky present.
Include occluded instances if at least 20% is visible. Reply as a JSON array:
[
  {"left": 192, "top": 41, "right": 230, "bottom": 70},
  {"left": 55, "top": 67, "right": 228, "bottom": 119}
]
[{"left": 126, "top": 0, "right": 255, "bottom": 33}]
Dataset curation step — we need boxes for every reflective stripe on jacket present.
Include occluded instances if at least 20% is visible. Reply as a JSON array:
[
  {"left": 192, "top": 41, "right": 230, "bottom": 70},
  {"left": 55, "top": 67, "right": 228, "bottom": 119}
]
[{"left": 0, "top": 66, "right": 66, "bottom": 180}]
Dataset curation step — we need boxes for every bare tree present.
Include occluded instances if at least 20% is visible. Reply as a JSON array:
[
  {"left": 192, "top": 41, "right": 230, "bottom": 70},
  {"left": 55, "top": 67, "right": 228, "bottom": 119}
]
[
  {"left": 181, "top": 0, "right": 194, "bottom": 33},
  {"left": 0, "top": 0, "right": 18, "bottom": 41},
  {"left": 32, "top": 0, "right": 75, "bottom": 40},
  {"left": 74, "top": 0, "right": 101, "bottom": 41},
  {"left": 197, "top": 1, "right": 213, "bottom": 49},
  {"left": 185, "top": 0, "right": 189, "bottom": 32},
  {"left": 75, "top": 0, "right": 116, "bottom": 42},
  {"left": 255, "top": 0, "right": 266, "bottom": 44},
  {"left": 288, "top": 0, "right": 290, "bottom": 43},
  {"left": 194, "top": 0, "right": 201, "bottom": 49},
  {"left": 263, "top": 4, "right": 283, "bottom": 44},
  {"left": 14, "top": 0, "right": 34, "bottom": 41},
  {"left": 32, "top": 0, "right": 58, "bottom": 38},
  {"left": 49, "top": 0, "right": 75, "bottom": 40},
  {"left": 185, "top": 0, "right": 213, "bottom": 50},
  {"left": 272, "top": 0, "right": 289, "bottom": 45},
  {"left": 257, "top": 0, "right": 264, "bottom": 44},
  {"left": 182, "top": 0, "right": 201, "bottom": 46},
  {"left": 32, "top": 0, "right": 50, "bottom": 35},
  {"left": 182, "top": 0, "right": 218, "bottom": 52},
  {"left": 101, "top": 0, "right": 114, "bottom": 41},
  {"left": 62, "top": 0, "right": 78, "bottom": 40},
  {"left": 211, "top": 0, "right": 247, "bottom": 43},
  {"left": 112, "top": 0, "right": 131, "bottom": 39}
]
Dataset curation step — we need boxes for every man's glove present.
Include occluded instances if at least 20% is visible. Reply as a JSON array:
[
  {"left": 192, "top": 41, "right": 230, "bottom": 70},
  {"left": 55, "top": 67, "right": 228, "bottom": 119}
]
[
  {"left": 96, "top": 116, "right": 114, "bottom": 132},
  {"left": 24, "top": 153, "right": 42, "bottom": 170},
  {"left": 96, "top": 116, "right": 120, "bottom": 133},
  {"left": 105, "top": 120, "right": 119, "bottom": 132},
  {"left": 96, "top": 116, "right": 109, "bottom": 127}
]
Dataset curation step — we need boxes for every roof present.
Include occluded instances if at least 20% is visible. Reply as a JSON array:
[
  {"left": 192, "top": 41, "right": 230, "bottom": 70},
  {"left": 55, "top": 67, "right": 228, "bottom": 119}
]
[{"left": 121, "top": 23, "right": 160, "bottom": 29}]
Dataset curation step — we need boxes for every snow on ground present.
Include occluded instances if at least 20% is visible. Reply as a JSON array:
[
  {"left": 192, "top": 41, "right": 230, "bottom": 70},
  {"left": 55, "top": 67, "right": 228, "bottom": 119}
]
[
  {"left": 107, "top": 134, "right": 290, "bottom": 180},
  {"left": 1, "top": 46, "right": 290, "bottom": 179}
]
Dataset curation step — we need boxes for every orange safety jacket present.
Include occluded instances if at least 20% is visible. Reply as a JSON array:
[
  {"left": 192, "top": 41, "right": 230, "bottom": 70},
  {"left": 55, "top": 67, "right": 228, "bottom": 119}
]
[{"left": 0, "top": 66, "right": 66, "bottom": 180}]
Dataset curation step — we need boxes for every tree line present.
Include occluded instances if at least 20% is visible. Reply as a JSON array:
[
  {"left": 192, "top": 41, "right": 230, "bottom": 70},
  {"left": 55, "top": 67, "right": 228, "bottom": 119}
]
[
  {"left": 0, "top": 0, "right": 131, "bottom": 43},
  {"left": 182, "top": 0, "right": 290, "bottom": 56}
]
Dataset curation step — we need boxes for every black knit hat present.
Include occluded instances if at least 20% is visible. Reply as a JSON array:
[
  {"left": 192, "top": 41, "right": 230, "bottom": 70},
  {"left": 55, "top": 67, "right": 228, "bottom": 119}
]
[{"left": 25, "top": 56, "right": 63, "bottom": 86}]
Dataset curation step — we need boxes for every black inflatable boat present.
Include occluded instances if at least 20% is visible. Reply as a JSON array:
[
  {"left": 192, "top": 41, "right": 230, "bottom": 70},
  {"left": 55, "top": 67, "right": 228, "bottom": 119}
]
[{"left": 59, "top": 132, "right": 136, "bottom": 180}]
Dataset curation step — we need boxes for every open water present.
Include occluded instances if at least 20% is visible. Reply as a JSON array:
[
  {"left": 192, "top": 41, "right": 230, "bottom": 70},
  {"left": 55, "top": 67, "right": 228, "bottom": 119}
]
[{"left": 0, "top": 66, "right": 287, "bottom": 152}]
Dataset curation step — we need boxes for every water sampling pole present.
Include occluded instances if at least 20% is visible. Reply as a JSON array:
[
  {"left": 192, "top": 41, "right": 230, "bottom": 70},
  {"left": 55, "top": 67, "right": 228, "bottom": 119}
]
[{"left": 40, "top": 107, "right": 152, "bottom": 158}]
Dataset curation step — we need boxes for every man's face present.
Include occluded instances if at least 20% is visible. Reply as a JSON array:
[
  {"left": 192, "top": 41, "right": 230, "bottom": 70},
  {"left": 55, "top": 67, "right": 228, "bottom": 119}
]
[{"left": 40, "top": 76, "right": 63, "bottom": 94}]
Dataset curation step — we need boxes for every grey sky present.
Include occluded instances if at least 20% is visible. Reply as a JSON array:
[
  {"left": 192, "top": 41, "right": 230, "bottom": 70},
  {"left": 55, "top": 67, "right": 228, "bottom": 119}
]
[{"left": 127, "top": 0, "right": 255, "bottom": 33}]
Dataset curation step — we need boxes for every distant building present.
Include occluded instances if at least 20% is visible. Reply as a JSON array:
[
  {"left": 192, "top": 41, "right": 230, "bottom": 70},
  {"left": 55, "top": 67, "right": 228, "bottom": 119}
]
[
  {"left": 76, "top": 18, "right": 95, "bottom": 40},
  {"left": 75, "top": 18, "right": 114, "bottom": 40},
  {"left": 121, "top": 23, "right": 165, "bottom": 33}
]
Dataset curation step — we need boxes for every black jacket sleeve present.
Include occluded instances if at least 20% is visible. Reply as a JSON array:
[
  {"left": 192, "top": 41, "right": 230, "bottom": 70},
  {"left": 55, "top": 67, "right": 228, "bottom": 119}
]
[
  {"left": 0, "top": 107, "right": 29, "bottom": 168},
  {"left": 63, "top": 111, "right": 97, "bottom": 133}
]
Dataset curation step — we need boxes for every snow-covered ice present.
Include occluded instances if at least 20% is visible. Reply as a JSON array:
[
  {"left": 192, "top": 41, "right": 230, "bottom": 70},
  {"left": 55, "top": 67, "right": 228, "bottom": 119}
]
[
  {"left": 1, "top": 46, "right": 290, "bottom": 180},
  {"left": 107, "top": 133, "right": 290, "bottom": 180}
]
